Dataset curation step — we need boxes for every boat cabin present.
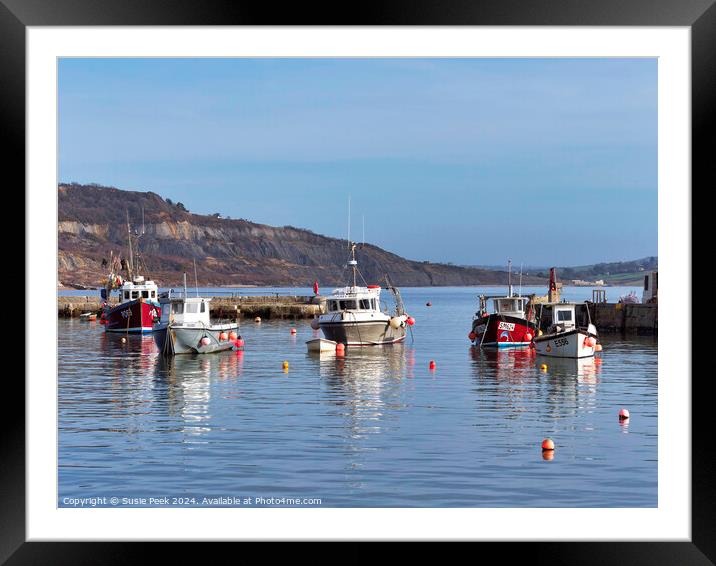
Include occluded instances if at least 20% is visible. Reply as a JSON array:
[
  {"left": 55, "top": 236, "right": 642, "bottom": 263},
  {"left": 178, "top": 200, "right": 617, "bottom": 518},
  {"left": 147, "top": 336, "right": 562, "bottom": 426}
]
[
  {"left": 159, "top": 296, "right": 212, "bottom": 327},
  {"left": 117, "top": 276, "right": 159, "bottom": 304},
  {"left": 492, "top": 296, "right": 529, "bottom": 317},
  {"left": 325, "top": 286, "right": 383, "bottom": 313},
  {"left": 542, "top": 302, "right": 596, "bottom": 335}
]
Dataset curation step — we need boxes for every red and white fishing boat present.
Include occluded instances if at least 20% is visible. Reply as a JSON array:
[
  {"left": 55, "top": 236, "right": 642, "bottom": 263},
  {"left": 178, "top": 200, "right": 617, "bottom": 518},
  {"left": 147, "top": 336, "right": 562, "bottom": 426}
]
[
  {"left": 469, "top": 260, "right": 537, "bottom": 348},
  {"left": 102, "top": 275, "right": 161, "bottom": 333},
  {"left": 100, "top": 212, "right": 161, "bottom": 334}
]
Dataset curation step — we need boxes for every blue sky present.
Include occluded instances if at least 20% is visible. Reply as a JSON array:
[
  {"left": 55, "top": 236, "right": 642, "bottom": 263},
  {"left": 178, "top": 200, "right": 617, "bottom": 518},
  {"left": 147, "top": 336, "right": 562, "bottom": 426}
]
[{"left": 58, "top": 58, "right": 657, "bottom": 266}]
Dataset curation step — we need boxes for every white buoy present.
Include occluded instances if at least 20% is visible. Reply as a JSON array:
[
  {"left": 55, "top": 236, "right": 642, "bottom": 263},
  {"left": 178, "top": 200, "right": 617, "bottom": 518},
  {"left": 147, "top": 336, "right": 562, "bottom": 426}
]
[{"left": 389, "top": 317, "right": 401, "bottom": 329}]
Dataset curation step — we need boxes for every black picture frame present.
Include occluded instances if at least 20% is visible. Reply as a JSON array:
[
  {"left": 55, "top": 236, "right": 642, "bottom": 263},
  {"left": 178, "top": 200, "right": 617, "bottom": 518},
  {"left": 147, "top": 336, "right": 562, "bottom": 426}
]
[{"left": 7, "top": 0, "right": 708, "bottom": 562}]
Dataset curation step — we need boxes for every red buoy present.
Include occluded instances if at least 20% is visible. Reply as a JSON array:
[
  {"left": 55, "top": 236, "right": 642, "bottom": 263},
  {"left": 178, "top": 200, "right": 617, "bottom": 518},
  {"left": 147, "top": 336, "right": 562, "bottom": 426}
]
[
  {"left": 524, "top": 332, "right": 533, "bottom": 342},
  {"left": 290, "top": 328, "right": 297, "bottom": 335},
  {"left": 541, "top": 438, "right": 555, "bottom": 451},
  {"left": 406, "top": 316, "right": 415, "bottom": 326},
  {"left": 618, "top": 408, "right": 630, "bottom": 420},
  {"left": 429, "top": 360, "right": 436, "bottom": 370},
  {"left": 468, "top": 331, "right": 477, "bottom": 341}
]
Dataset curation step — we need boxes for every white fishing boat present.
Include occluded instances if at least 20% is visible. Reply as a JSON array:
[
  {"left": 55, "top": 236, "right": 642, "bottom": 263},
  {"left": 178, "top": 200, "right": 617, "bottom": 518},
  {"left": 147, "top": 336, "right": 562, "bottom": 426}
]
[
  {"left": 313, "top": 243, "right": 414, "bottom": 346},
  {"left": 533, "top": 302, "right": 598, "bottom": 358},
  {"left": 153, "top": 275, "right": 242, "bottom": 355}
]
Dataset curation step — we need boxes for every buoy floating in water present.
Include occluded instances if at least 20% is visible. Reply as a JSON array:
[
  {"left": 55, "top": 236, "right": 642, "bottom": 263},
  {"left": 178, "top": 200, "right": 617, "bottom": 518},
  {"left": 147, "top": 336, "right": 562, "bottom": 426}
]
[
  {"left": 541, "top": 438, "right": 555, "bottom": 451},
  {"left": 429, "top": 360, "right": 436, "bottom": 370},
  {"left": 254, "top": 317, "right": 262, "bottom": 323},
  {"left": 290, "top": 328, "right": 297, "bottom": 335},
  {"left": 540, "top": 364, "right": 548, "bottom": 371},
  {"left": 426, "top": 302, "right": 432, "bottom": 307},
  {"left": 618, "top": 408, "right": 630, "bottom": 420},
  {"left": 282, "top": 360, "right": 289, "bottom": 370},
  {"left": 120, "top": 337, "right": 127, "bottom": 344}
]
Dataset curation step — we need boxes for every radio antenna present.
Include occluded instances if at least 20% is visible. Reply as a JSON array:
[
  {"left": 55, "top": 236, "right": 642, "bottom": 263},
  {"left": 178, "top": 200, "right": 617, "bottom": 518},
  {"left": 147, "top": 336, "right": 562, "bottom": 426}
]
[{"left": 347, "top": 195, "right": 351, "bottom": 248}]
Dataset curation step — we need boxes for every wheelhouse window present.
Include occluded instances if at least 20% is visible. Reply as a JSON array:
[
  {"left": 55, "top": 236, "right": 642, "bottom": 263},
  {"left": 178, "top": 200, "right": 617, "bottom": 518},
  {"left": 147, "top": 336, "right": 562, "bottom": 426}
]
[
  {"left": 339, "top": 300, "right": 357, "bottom": 310},
  {"left": 124, "top": 291, "right": 130, "bottom": 300},
  {"left": 200, "top": 302, "right": 206, "bottom": 313},
  {"left": 360, "top": 299, "right": 371, "bottom": 310},
  {"left": 172, "top": 303, "right": 184, "bottom": 314},
  {"left": 142, "top": 290, "right": 149, "bottom": 298},
  {"left": 557, "top": 310, "right": 573, "bottom": 322},
  {"left": 186, "top": 303, "right": 199, "bottom": 314},
  {"left": 131, "top": 291, "right": 139, "bottom": 299}
]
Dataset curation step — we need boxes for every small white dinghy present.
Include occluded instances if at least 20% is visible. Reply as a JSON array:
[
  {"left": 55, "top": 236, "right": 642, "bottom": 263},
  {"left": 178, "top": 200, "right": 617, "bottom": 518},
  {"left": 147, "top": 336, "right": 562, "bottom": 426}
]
[{"left": 306, "top": 338, "right": 338, "bottom": 353}]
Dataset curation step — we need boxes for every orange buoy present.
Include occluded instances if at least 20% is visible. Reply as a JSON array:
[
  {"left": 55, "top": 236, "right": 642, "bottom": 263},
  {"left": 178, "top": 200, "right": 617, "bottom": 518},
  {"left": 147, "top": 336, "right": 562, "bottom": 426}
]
[
  {"left": 229, "top": 331, "right": 238, "bottom": 340},
  {"left": 524, "top": 332, "right": 533, "bottom": 342},
  {"left": 595, "top": 343, "right": 603, "bottom": 352},
  {"left": 219, "top": 332, "right": 228, "bottom": 341},
  {"left": 336, "top": 343, "right": 345, "bottom": 352},
  {"left": 540, "top": 363, "right": 548, "bottom": 371},
  {"left": 282, "top": 360, "right": 289, "bottom": 369},
  {"left": 618, "top": 408, "right": 630, "bottom": 420},
  {"left": 468, "top": 331, "right": 477, "bottom": 341},
  {"left": 541, "top": 438, "right": 555, "bottom": 451},
  {"left": 429, "top": 360, "right": 436, "bottom": 370}
]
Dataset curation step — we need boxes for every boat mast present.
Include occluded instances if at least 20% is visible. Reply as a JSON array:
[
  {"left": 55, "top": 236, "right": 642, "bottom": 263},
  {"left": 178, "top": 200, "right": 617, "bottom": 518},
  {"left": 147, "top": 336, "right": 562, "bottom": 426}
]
[
  {"left": 349, "top": 243, "right": 358, "bottom": 289},
  {"left": 126, "top": 210, "right": 134, "bottom": 280},
  {"left": 507, "top": 259, "right": 513, "bottom": 297}
]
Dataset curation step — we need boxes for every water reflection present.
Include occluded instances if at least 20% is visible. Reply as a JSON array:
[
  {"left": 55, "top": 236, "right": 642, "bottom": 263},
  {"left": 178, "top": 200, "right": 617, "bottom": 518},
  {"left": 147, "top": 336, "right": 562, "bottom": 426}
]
[
  {"left": 310, "top": 345, "right": 410, "bottom": 439},
  {"left": 153, "top": 352, "right": 241, "bottom": 438},
  {"left": 468, "top": 346, "right": 602, "bottom": 418}
]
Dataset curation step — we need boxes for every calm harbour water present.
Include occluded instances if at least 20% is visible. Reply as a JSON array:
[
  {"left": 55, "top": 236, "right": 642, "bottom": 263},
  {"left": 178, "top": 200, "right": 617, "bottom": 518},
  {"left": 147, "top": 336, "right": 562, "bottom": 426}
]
[{"left": 58, "top": 286, "right": 657, "bottom": 507}]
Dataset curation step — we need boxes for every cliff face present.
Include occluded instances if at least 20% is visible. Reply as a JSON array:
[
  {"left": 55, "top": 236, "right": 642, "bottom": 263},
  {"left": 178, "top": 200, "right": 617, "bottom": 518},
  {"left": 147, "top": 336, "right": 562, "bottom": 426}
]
[{"left": 58, "top": 183, "right": 546, "bottom": 288}]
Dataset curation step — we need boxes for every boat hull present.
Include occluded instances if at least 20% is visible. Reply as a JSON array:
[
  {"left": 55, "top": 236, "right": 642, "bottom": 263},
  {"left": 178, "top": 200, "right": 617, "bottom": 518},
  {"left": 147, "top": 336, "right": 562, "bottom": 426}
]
[
  {"left": 533, "top": 329, "right": 596, "bottom": 358},
  {"left": 472, "top": 314, "right": 536, "bottom": 348},
  {"left": 319, "top": 320, "right": 406, "bottom": 346},
  {"left": 154, "top": 323, "right": 240, "bottom": 355},
  {"left": 104, "top": 299, "right": 161, "bottom": 333}
]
